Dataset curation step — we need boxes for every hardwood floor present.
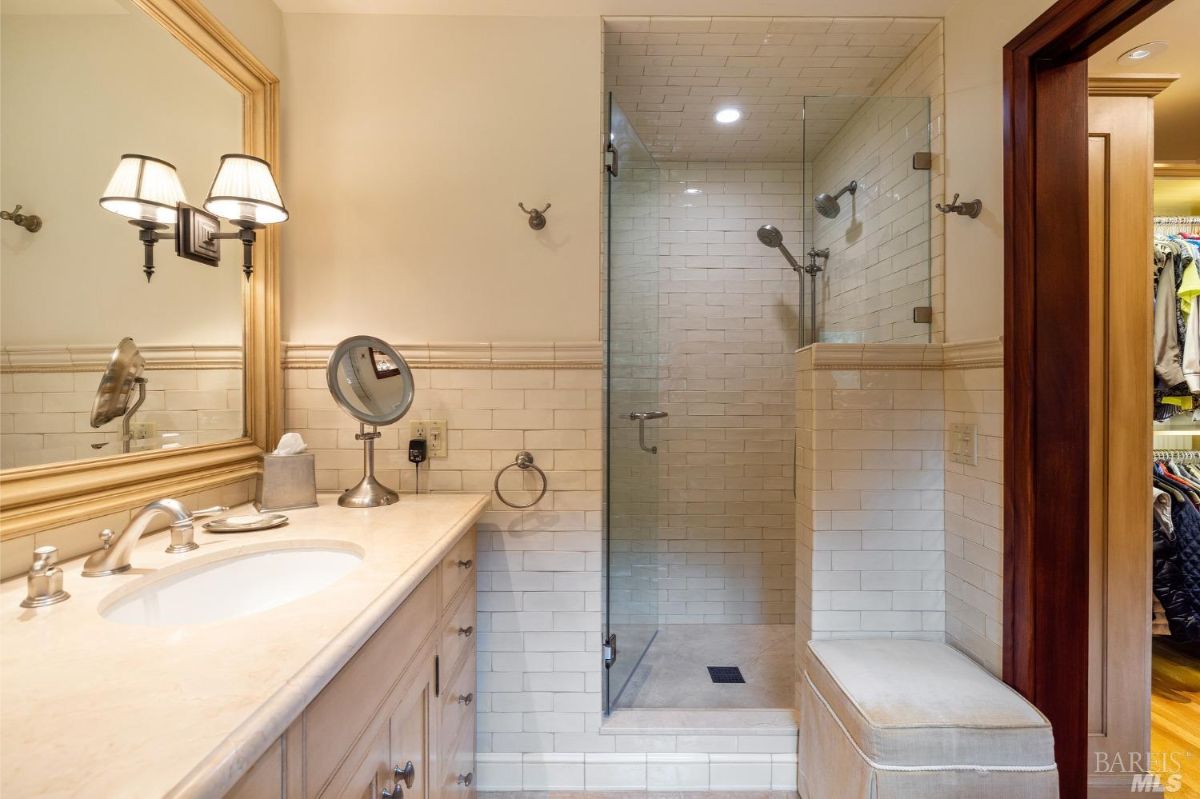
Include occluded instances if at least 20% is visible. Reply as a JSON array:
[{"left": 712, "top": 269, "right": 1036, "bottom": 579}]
[{"left": 1152, "top": 639, "right": 1200, "bottom": 797}]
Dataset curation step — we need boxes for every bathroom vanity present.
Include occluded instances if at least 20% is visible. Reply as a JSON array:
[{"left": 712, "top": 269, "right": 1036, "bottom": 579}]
[{"left": 0, "top": 494, "right": 487, "bottom": 798}]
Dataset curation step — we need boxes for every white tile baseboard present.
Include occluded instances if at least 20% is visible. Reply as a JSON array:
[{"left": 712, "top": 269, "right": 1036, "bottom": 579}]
[{"left": 475, "top": 751, "right": 797, "bottom": 792}]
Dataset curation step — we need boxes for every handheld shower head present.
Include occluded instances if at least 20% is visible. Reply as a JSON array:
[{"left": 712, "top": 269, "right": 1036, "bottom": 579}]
[
  {"left": 756, "top": 224, "right": 801, "bottom": 271},
  {"left": 814, "top": 180, "right": 858, "bottom": 219},
  {"left": 757, "top": 224, "right": 784, "bottom": 248}
]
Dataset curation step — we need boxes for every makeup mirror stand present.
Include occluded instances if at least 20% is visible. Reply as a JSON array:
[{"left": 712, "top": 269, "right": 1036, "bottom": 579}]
[
  {"left": 340, "top": 422, "right": 399, "bottom": 509},
  {"left": 120, "top": 378, "right": 148, "bottom": 454}
]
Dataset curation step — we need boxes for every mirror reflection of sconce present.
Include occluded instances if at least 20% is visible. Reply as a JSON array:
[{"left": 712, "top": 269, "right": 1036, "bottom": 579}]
[{"left": 99, "top": 153, "right": 287, "bottom": 282}]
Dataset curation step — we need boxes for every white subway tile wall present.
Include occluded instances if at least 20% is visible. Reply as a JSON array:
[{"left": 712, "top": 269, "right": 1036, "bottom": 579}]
[
  {"left": 0, "top": 367, "right": 243, "bottom": 469},
  {"left": 795, "top": 350, "right": 946, "bottom": 650},
  {"left": 943, "top": 362, "right": 1003, "bottom": 674},
  {"left": 656, "top": 162, "right": 800, "bottom": 625},
  {"left": 810, "top": 24, "right": 944, "bottom": 344}
]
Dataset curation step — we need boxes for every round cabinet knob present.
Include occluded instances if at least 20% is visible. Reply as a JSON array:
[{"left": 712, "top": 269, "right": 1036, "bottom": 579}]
[
  {"left": 394, "top": 761, "right": 416, "bottom": 790},
  {"left": 456, "top": 558, "right": 473, "bottom": 570},
  {"left": 456, "top": 772, "right": 474, "bottom": 787},
  {"left": 457, "top": 625, "right": 474, "bottom": 638},
  {"left": 380, "top": 783, "right": 402, "bottom": 799},
  {"left": 456, "top": 692, "right": 474, "bottom": 706}
]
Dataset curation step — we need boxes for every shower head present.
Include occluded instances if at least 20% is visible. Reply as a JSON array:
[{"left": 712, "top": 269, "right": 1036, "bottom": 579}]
[
  {"left": 756, "top": 224, "right": 784, "bottom": 248},
  {"left": 756, "top": 224, "right": 801, "bottom": 271},
  {"left": 814, "top": 180, "right": 858, "bottom": 219}
]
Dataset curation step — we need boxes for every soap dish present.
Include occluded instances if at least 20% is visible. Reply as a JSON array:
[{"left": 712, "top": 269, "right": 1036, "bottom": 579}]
[{"left": 202, "top": 513, "right": 289, "bottom": 534}]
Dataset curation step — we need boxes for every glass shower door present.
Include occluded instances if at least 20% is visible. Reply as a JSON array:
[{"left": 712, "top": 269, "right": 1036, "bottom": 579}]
[
  {"left": 603, "top": 96, "right": 662, "bottom": 712},
  {"left": 802, "top": 95, "right": 932, "bottom": 344}
]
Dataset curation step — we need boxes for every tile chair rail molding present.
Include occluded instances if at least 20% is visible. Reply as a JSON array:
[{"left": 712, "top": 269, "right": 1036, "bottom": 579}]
[{"left": 0, "top": 0, "right": 283, "bottom": 543}]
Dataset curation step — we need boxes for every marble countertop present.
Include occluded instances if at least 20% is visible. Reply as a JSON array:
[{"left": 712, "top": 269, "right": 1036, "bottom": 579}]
[{"left": 0, "top": 492, "right": 490, "bottom": 799}]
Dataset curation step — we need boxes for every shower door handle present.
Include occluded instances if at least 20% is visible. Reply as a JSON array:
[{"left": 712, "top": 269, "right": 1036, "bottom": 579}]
[{"left": 628, "top": 411, "right": 668, "bottom": 454}]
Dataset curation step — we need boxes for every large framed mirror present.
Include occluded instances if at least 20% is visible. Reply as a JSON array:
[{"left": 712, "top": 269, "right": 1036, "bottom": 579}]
[{"left": 0, "top": 0, "right": 280, "bottom": 538}]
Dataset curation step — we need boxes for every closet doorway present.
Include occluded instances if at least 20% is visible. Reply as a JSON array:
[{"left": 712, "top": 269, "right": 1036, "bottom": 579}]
[
  {"left": 1003, "top": 1, "right": 1196, "bottom": 796},
  {"left": 1086, "top": 4, "right": 1200, "bottom": 793}
]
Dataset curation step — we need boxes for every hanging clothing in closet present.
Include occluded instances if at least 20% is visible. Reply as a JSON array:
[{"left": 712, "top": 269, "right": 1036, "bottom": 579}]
[
  {"left": 1152, "top": 457, "right": 1200, "bottom": 642},
  {"left": 1153, "top": 231, "right": 1200, "bottom": 420}
]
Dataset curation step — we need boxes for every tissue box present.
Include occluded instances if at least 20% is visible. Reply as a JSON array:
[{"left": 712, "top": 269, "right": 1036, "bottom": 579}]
[{"left": 255, "top": 453, "right": 318, "bottom": 512}]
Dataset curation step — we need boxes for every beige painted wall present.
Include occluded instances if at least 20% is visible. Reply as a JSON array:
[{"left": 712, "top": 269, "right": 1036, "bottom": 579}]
[
  {"left": 941, "top": 0, "right": 1056, "bottom": 342},
  {"left": 204, "top": 0, "right": 284, "bottom": 76},
  {"left": 0, "top": 10, "right": 244, "bottom": 347},
  {"left": 280, "top": 14, "right": 603, "bottom": 345}
]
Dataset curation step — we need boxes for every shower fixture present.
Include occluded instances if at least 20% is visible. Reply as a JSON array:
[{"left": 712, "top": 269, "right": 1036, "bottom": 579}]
[
  {"left": 756, "top": 224, "right": 802, "bottom": 271},
  {"left": 756, "top": 224, "right": 824, "bottom": 347},
  {"left": 814, "top": 180, "right": 858, "bottom": 219}
]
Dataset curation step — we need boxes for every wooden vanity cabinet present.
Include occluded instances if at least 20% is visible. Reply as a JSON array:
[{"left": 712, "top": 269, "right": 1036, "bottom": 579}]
[{"left": 227, "top": 527, "right": 476, "bottom": 799}]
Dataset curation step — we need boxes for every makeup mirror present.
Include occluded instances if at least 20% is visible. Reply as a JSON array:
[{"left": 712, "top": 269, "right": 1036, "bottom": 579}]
[{"left": 326, "top": 335, "right": 415, "bottom": 507}]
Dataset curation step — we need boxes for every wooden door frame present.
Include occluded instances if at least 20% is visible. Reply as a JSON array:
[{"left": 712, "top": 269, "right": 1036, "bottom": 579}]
[{"left": 1003, "top": 0, "right": 1174, "bottom": 796}]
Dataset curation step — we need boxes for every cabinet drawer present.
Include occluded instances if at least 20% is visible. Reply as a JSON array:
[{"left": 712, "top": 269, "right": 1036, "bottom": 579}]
[
  {"left": 440, "top": 588, "right": 476, "bottom": 677},
  {"left": 438, "top": 717, "right": 476, "bottom": 799},
  {"left": 440, "top": 528, "right": 476, "bottom": 609},
  {"left": 439, "top": 641, "right": 476, "bottom": 750},
  {"left": 305, "top": 573, "right": 438, "bottom": 797}
]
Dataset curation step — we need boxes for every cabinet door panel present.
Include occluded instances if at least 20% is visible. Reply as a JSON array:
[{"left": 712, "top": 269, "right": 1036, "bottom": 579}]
[
  {"left": 389, "top": 649, "right": 436, "bottom": 799},
  {"left": 332, "top": 723, "right": 388, "bottom": 799}
]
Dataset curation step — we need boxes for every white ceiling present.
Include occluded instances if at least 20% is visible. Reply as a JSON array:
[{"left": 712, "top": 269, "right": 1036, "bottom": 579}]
[
  {"left": 604, "top": 16, "right": 939, "bottom": 163},
  {"left": 1090, "top": 0, "right": 1200, "bottom": 161},
  {"left": 0, "top": 0, "right": 126, "bottom": 14}
]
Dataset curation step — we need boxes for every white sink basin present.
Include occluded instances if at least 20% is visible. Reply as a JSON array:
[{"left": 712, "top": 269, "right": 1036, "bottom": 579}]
[{"left": 101, "top": 545, "right": 363, "bottom": 627}]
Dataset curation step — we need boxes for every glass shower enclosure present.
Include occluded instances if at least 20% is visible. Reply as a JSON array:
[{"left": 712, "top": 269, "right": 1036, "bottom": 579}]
[
  {"left": 601, "top": 92, "right": 934, "bottom": 713},
  {"left": 603, "top": 96, "right": 662, "bottom": 710}
]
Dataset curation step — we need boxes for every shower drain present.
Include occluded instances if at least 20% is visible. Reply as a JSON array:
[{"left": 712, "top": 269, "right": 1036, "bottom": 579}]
[{"left": 707, "top": 666, "right": 746, "bottom": 684}]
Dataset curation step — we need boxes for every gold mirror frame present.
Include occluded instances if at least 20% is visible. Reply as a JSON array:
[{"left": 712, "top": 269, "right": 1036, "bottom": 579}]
[{"left": 0, "top": 0, "right": 281, "bottom": 540}]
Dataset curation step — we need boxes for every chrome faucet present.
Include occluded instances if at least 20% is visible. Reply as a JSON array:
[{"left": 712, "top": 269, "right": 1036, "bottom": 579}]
[{"left": 82, "top": 499, "right": 227, "bottom": 577}]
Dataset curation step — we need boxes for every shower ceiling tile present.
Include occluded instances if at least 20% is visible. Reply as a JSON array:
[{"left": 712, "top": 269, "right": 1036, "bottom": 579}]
[{"left": 605, "top": 16, "right": 939, "bottom": 163}]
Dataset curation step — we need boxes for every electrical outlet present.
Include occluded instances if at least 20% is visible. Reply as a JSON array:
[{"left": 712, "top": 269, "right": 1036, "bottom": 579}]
[
  {"left": 949, "top": 422, "right": 978, "bottom": 466},
  {"left": 409, "top": 420, "right": 448, "bottom": 457},
  {"left": 129, "top": 421, "right": 157, "bottom": 440}
]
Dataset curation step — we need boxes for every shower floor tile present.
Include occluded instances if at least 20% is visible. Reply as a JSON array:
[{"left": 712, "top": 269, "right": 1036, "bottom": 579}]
[{"left": 614, "top": 624, "right": 793, "bottom": 710}]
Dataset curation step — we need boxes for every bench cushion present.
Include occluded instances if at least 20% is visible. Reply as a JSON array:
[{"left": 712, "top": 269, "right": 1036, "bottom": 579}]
[{"left": 806, "top": 639, "right": 1055, "bottom": 770}]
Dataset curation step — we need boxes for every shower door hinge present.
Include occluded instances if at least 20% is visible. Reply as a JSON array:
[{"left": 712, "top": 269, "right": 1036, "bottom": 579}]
[
  {"left": 605, "top": 143, "right": 619, "bottom": 177},
  {"left": 603, "top": 633, "right": 618, "bottom": 669},
  {"left": 912, "top": 151, "right": 933, "bottom": 171},
  {"left": 913, "top": 306, "right": 933, "bottom": 324}
]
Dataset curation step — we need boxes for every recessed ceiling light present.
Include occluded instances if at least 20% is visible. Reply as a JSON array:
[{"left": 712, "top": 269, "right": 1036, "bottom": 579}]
[
  {"left": 714, "top": 108, "right": 741, "bottom": 124},
  {"left": 1118, "top": 41, "right": 1167, "bottom": 65}
]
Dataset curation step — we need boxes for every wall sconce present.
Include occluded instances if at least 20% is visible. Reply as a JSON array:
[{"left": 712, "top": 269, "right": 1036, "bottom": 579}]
[{"left": 99, "top": 153, "right": 287, "bottom": 282}]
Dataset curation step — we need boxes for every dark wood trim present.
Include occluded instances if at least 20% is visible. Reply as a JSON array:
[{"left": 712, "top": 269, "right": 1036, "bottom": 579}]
[{"left": 1003, "top": 1, "right": 1174, "bottom": 797}]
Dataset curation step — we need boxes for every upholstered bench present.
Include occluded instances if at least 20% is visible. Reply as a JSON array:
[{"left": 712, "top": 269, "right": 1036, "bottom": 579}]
[{"left": 798, "top": 639, "right": 1059, "bottom": 799}]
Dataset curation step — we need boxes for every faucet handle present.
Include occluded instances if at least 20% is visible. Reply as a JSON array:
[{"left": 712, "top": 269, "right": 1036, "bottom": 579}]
[
  {"left": 98, "top": 529, "right": 115, "bottom": 550},
  {"left": 20, "top": 546, "right": 69, "bottom": 609},
  {"left": 190, "top": 505, "right": 228, "bottom": 520}
]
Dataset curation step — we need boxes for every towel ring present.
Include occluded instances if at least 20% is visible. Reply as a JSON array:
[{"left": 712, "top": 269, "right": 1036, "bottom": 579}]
[{"left": 494, "top": 451, "right": 548, "bottom": 509}]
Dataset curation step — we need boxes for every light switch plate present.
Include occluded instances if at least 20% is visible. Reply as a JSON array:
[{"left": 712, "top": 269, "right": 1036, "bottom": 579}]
[
  {"left": 949, "top": 422, "right": 978, "bottom": 466},
  {"left": 409, "top": 420, "right": 447, "bottom": 457}
]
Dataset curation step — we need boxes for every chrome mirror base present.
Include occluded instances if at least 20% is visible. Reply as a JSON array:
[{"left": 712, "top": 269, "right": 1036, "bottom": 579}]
[{"left": 338, "top": 474, "right": 399, "bottom": 508}]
